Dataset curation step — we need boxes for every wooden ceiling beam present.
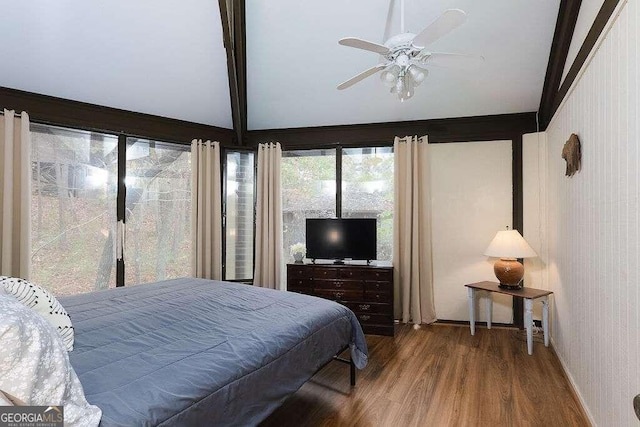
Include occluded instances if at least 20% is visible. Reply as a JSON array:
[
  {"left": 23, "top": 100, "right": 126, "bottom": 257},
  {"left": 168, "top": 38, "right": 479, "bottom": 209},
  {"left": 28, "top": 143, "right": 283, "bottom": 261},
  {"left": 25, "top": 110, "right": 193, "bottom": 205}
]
[
  {"left": 218, "top": 0, "right": 247, "bottom": 145},
  {"left": 538, "top": 0, "right": 582, "bottom": 129}
]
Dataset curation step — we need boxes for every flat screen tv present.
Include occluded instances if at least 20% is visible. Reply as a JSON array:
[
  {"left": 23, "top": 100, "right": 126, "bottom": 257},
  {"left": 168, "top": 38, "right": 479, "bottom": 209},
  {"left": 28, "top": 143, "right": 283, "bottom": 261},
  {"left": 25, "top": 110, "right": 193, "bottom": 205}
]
[{"left": 305, "top": 218, "right": 377, "bottom": 263}]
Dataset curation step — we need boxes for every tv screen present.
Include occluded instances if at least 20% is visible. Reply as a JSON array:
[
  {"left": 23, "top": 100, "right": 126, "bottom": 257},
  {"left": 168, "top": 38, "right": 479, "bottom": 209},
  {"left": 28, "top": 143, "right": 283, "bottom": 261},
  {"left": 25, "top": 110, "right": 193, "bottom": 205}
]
[{"left": 305, "top": 218, "right": 377, "bottom": 262}]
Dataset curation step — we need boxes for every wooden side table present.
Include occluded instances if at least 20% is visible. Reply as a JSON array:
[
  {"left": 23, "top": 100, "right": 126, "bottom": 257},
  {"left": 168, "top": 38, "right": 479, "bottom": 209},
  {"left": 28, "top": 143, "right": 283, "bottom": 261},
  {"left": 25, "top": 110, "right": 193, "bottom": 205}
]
[{"left": 465, "top": 281, "right": 553, "bottom": 355}]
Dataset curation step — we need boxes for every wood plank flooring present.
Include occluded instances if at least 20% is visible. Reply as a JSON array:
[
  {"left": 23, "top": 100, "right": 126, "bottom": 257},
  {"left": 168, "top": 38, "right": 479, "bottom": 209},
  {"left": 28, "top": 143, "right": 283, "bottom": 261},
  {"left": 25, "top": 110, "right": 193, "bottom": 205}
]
[{"left": 261, "top": 324, "right": 589, "bottom": 427}]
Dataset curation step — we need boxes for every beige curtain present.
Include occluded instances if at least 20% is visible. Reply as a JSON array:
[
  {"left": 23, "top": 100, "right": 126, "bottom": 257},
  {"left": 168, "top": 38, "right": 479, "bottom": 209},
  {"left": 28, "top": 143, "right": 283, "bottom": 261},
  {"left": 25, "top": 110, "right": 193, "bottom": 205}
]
[
  {"left": 393, "top": 135, "right": 436, "bottom": 324},
  {"left": 253, "top": 142, "right": 283, "bottom": 290},
  {"left": 191, "top": 139, "right": 222, "bottom": 280},
  {"left": 0, "top": 110, "right": 31, "bottom": 279}
]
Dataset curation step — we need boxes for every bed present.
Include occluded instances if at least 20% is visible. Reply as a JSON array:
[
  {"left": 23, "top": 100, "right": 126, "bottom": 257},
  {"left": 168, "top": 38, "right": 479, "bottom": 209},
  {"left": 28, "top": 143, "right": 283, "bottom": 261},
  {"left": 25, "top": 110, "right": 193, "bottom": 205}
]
[{"left": 59, "top": 278, "right": 368, "bottom": 426}]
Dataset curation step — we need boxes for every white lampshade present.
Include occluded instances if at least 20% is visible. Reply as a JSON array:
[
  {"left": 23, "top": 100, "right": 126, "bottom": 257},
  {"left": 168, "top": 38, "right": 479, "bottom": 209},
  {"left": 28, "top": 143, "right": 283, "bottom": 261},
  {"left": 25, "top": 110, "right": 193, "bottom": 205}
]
[{"left": 484, "top": 229, "right": 537, "bottom": 259}]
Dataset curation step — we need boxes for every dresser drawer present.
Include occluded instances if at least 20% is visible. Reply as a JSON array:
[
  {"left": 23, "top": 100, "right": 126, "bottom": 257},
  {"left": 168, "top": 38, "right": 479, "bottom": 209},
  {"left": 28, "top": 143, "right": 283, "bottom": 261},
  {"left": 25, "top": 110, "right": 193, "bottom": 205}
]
[
  {"left": 355, "top": 312, "right": 393, "bottom": 325},
  {"left": 364, "top": 281, "right": 392, "bottom": 292},
  {"left": 313, "top": 279, "right": 362, "bottom": 291},
  {"left": 287, "top": 278, "right": 312, "bottom": 288},
  {"left": 314, "top": 289, "right": 362, "bottom": 302},
  {"left": 314, "top": 268, "right": 339, "bottom": 279},
  {"left": 338, "top": 268, "right": 367, "bottom": 279},
  {"left": 344, "top": 302, "right": 392, "bottom": 314},
  {"left": 363, "top": 269, "right": 393, "bottom": 281},
  {"left": 363, "top": 289, "right": 392, "bottom": 303},
  {"left": 287, "top": 265, "right": 311, "bottom": 278}
]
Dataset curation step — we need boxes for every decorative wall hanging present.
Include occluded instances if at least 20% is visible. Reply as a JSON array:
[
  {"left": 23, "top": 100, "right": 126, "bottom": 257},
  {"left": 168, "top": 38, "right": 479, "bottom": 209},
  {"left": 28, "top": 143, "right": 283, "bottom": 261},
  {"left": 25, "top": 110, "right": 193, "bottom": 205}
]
[{"left": 562, "top": 133, "right": 581, "bottom": 177}]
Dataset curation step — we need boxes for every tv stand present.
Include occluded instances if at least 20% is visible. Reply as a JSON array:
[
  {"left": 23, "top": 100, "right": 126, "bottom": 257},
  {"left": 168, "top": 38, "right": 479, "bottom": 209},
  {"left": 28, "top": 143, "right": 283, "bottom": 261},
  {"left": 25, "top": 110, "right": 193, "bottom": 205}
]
[{"left": 287, "top": 263, "right": 394, "bottom": 336}]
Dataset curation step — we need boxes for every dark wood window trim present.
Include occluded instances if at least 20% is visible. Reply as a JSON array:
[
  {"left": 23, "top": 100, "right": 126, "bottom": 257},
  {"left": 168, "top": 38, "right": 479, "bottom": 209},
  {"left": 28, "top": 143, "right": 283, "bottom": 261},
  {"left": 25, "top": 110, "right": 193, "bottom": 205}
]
[
  {"left": 221, "top": 147, "right": 257, "bottom": 282},
  {"left": 0, "top": 86, "right": 234, "bottom": 145},
  {"left": 246, "top": 112, "right": 537, "bottom": 149}
]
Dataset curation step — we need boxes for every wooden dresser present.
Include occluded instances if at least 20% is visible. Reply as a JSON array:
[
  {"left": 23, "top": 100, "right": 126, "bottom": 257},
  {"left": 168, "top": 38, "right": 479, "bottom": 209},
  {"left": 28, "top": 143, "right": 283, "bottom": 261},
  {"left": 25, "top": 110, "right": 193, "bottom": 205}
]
[{"left": 287, "top": 263, "right": 394, "bottom": 336}]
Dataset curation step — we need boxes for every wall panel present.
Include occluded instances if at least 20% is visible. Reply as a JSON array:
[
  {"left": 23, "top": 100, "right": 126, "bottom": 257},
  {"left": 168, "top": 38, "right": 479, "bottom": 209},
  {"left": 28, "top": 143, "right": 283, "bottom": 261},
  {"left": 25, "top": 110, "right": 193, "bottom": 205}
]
[
  {"left": 431, "top": 141, "right": 513, "bottom": 322},
  {"left": 544, "top": 0, "right": 639, "bottom": 424}
]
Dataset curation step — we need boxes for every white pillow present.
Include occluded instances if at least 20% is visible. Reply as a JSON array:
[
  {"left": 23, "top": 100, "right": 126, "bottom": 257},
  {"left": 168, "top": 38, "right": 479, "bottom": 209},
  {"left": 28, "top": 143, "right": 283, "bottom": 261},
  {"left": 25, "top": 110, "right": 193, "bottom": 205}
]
[
  {"left": 0, "top": 293, "right": 101, "bottom": 426},
  {"left": 0, "top": 276, "right": 74, "bottom": 351}
]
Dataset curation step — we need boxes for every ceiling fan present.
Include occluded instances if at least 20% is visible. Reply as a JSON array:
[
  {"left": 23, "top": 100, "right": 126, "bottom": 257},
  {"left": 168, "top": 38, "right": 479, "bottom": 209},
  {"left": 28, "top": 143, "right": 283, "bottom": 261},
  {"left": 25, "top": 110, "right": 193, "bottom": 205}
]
[{"left": 337, "top": 1, "right": 484, "bottom": 101}]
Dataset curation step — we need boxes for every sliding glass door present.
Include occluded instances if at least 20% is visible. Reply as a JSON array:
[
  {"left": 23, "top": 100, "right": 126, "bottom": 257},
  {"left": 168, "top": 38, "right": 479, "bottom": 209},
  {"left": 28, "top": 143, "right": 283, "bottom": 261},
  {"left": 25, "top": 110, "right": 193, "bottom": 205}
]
[
  {"left": 30, "top": 124, "right": 194, "bottom": 295},
  {"left": 125, "top": 138, "right": 192, "bottom": 285},
  {"left": 31, "top": 124, "right": 118, "bottom": 295}
]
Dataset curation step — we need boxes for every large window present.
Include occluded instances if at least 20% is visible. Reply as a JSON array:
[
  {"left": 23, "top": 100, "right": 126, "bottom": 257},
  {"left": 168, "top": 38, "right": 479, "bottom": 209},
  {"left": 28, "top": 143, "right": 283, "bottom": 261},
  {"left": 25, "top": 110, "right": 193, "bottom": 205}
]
[
  {"left": 31, "top": 124, "right": 193, "bottom": 295},
  {"left": 224, "top": 151, "right": 255, "bottom": 280},
  {"left": 281, "top": 147, "right": 393, "bottom": 263},
  {"left": 282, "top": 149, "right": 337, "bottom": 263},
  {"left": 31, "top": 124, "right": 118, "bottom": 295},
  {"left": 342, "top": 147, "right": 394, "bottom": 261}
]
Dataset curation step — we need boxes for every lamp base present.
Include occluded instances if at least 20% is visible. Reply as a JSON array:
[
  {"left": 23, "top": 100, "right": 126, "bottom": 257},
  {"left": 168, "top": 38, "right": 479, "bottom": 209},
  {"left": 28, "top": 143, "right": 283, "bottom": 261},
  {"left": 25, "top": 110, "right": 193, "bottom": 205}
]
[{"left": 494, "top": 258, "right": 524, "bottom": 289}]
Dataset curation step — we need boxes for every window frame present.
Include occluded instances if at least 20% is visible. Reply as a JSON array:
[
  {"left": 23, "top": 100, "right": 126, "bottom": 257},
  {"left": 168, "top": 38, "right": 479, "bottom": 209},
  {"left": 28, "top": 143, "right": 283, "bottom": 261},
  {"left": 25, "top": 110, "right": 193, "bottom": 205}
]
[{"left": 221, "top": 147, "right": 257, "bottom": 282}]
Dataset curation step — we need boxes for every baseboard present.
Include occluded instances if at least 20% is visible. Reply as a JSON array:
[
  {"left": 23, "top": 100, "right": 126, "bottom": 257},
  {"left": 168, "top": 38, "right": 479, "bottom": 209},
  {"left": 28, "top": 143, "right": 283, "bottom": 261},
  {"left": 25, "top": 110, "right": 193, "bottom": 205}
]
[{"left": 550, "top": 337, "right": 596, "bottom": 426}]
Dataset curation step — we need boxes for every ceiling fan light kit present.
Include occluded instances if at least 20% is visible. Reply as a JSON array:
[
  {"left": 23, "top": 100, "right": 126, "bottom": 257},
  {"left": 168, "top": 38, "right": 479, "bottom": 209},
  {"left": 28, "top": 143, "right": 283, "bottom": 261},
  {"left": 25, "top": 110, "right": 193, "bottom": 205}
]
[{"left": 337, "top": 3, "right": 483, "bottom": 102}]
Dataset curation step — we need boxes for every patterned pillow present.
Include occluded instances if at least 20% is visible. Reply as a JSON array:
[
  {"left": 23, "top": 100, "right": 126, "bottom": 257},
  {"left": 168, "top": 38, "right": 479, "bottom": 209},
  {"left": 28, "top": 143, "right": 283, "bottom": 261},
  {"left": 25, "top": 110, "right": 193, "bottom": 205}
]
[
  {"left": 0, "top": 276, "right": 74, "bottom": 351},
  {"left": 0, "top": 293, "right": 101, "bottom": 426}
]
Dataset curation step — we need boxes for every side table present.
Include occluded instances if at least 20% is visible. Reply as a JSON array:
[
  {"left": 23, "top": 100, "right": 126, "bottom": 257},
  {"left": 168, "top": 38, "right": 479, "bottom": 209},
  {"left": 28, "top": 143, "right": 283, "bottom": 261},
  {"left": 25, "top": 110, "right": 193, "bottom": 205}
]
[{"left": 465, "top": 281, "right": 553, "bottom": 355}]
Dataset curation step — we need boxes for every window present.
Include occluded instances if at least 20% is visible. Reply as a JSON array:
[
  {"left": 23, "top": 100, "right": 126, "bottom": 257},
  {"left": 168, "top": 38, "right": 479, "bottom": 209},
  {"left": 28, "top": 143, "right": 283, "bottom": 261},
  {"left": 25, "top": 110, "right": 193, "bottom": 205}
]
[
  {"left": 281, "top": 149, "right": 337, "bottom": 263},
  {"left": 224, "top": 151, "right": 255, "bottom": 280},
  {"left": 31, "top": 124, "right": 118, "bottom": 296},
  {"left": 342, "top": 147, "right": 394, "bottom": 261},
  {"left": 281, "top": 147, "right": 394, "bottom": 264},
  {"left": 30, "top": 124, "right": 193, "bottom": 295},
  {"left": 125, "top": 138, "right": 192, "bottom": 285}
]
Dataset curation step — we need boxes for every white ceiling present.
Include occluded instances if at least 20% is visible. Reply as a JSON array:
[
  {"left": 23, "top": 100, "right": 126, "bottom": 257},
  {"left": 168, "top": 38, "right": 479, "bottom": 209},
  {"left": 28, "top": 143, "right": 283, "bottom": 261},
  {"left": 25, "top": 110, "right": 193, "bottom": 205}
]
[
  {"left": 247, "top": 0, "right": 560, "bottom": 130},
  {"left": 0, "top": 0, "right": 232, "bottom": 128},
  {"left": 0, "top": 1, "right": 562, "bottom": 132}
]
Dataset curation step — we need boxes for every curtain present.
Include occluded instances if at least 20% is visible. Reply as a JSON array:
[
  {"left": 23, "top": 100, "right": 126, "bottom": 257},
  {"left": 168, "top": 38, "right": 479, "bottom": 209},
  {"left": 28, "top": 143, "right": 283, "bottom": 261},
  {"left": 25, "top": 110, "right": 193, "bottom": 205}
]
[
  {"left": 253, "top": 142, "right": 283, "bottom": 290},
  {"left": 191, "top": 139, "right": 222, "bottom": 280},
  {"left": 0, "top": 110, "right": 31, "bottom": 279},
  {"left": 393, "top": 135, "right": 436, "bottom": 324}
]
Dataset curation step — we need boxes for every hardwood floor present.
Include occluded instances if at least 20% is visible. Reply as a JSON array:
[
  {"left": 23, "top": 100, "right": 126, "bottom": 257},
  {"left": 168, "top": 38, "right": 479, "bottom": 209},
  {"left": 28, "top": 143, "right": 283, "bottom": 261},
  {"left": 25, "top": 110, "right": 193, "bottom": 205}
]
[{"left": 261, "top": 324, "right": 589, "bottom": 427}]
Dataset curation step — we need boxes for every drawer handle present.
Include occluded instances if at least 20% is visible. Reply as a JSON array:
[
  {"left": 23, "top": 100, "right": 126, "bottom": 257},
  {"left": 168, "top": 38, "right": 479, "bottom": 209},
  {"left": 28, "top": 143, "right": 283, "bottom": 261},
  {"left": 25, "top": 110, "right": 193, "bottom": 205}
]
[
  {"left": 360, "top": 315, "right": 371, "bottom": 321},
  {"left": 298, "top": 280, "right": 303, "bottom": 285},
  {"left": 376, "top": 294, "right": 381, "bottom": 299},
  {"left": 335, "top": 281, "right": 342, "bottom": 288},
  {"left": 334, "top": 292, "right": 344, "bottom": 299},
  {"left": 358, "top": 304, "right": 370, "bottom": 311}
]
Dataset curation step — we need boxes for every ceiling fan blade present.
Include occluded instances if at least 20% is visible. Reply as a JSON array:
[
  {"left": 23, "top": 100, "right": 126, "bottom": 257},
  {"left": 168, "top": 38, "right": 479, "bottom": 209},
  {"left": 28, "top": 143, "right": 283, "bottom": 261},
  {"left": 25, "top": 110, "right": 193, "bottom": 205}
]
[
  {"left": 412, "top": 9, "right": 467, "bottom": 49},
  {"left": 418, "top": 52, "right": 485, "bottom": 68},
  {"left": 337, "top": 64, "right": 386, "bottom": 90},
  {"left": 339, "top": 38, "right": 390, "bottom": 55}
]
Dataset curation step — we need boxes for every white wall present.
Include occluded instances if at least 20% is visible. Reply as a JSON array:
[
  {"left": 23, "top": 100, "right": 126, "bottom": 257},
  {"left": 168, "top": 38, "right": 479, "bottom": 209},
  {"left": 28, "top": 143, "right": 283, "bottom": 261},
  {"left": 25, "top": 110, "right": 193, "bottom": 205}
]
[
  {"left": 539, "top": 0, "right": 639, "bottom": 424},
  {"left": 431, "top": 140, "right": 513, "bottom": 322},
  {"left": 523, "top": 132, "right": 549, "bottom": 321}
]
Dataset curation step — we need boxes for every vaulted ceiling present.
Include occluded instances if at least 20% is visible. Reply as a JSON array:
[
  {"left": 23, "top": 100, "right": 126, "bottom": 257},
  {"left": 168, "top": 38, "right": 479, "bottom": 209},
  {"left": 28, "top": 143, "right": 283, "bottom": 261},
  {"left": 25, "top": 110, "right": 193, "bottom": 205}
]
[
  {"left": 247, "top": 0, "right": 560, "bottom": 130},
  {"left": 0, "top": 1, "right": 563, "bottom": 133}
]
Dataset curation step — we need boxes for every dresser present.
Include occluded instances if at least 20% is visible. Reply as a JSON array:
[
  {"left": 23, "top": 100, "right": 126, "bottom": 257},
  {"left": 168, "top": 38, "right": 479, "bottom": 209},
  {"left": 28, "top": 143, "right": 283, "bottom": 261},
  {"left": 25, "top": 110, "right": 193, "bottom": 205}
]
[{"left": 287, "top": 263, "right": 394, "bottom": 336}]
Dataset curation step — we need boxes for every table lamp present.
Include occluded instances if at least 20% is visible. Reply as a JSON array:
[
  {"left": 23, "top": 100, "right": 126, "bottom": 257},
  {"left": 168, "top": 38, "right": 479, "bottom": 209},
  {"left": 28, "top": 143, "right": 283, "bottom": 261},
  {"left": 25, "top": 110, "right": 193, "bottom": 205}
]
[{"left": 484, "top": 227, "right": 537, "bottom": 289}]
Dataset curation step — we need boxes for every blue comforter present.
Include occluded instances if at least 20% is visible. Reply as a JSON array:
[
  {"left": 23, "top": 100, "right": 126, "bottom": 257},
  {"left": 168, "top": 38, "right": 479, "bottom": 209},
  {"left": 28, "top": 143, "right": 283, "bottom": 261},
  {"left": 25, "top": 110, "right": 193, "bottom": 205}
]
[{"left": 60, "top": 278, "right": 368, "bottom": 426}]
